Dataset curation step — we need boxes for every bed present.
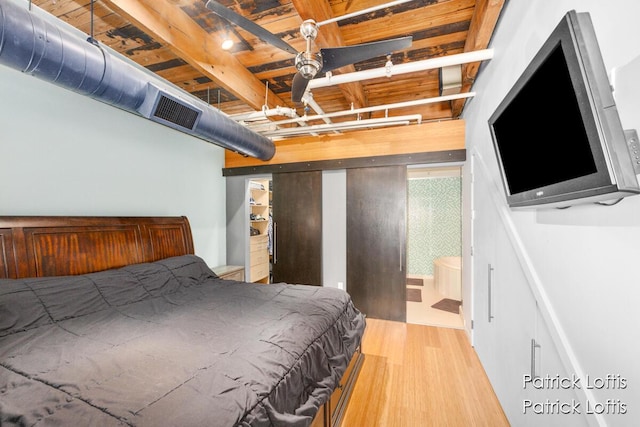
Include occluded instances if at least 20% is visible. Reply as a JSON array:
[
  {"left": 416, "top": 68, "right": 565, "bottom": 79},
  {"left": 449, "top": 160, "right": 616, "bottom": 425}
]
[{"left": 0, "top": 216, "right": 365, "bottom": 427}]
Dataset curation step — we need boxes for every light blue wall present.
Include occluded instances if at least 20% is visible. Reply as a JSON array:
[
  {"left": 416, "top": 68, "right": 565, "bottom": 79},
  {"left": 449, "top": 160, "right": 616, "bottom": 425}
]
[
  {"left": 407, "top": 177, "right": 461, "bottom": 276},
  {"left": 0, "top": 65, "right": 227, "bottom": 267}
]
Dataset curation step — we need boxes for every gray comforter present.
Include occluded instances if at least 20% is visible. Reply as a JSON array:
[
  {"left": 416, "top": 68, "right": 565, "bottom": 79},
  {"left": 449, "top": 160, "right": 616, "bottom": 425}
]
[{"left": 0, "top": 255, "right": 365, "bottom": 426}]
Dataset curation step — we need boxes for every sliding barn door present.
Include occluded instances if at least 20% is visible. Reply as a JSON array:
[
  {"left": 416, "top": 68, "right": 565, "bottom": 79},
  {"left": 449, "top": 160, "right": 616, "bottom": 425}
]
[
  {"left": 272, "top": 171, "right": 322, "bottom": 286},
  {"left": 347, "top": 166, "right": 407, "bottom": 322}
]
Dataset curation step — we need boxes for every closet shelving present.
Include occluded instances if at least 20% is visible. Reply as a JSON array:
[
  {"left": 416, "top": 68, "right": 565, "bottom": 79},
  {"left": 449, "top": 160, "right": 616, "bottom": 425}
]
[{"left": 248, "top": 179, "right": 270, "bottom": 283}]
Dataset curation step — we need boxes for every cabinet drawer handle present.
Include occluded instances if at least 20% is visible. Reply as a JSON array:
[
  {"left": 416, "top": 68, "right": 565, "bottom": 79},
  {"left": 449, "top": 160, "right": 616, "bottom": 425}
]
[
  {"left": 531, "top": 338, "right": 541, "bottom": 379},
  {"left": 399, "top": 226, "right": 403, "bottom": 272},
  {"left": 488, "top": 264, "right": 494, "bottom": 322},
  {"left": 273, "top": 222, "right": 277, "bottom": 264}
]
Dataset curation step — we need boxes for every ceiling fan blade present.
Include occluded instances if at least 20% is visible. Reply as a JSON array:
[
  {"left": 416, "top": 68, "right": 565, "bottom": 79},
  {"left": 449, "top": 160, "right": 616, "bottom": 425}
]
[
  {"left": 205, "top": 0, "right": 298, "bottom": 55},
  {"left": 291, "top": 72, "right": 311, "bottom": 103},
  {"left": 321, "top": 36, "right": 412, "bottom": 73}
]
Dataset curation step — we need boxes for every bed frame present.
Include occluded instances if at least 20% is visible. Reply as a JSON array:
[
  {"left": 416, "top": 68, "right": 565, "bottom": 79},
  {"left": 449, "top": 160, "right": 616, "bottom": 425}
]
[
  {"left": 0, "top": 215, "right": 362, "bottom": 427},
  {"left": 0, "top": 216, "right": 193, "bottom": 279}
]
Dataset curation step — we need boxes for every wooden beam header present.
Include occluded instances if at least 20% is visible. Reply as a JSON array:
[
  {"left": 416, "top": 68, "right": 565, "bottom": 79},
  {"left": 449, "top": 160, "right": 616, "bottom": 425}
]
[{"left": 224, "top": 120, "right": 465, "bottom": 170}]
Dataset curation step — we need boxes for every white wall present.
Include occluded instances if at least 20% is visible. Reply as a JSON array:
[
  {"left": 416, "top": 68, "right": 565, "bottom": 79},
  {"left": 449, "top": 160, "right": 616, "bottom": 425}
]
[
  {"left": 464, "top": 0, "right": 640, "bottom": 425},
  {"left": 322, "top": 170, "right": 347, "bottom": 290},
  {"left": 0, "top": 65, "right": 227, "bottom": 267}
]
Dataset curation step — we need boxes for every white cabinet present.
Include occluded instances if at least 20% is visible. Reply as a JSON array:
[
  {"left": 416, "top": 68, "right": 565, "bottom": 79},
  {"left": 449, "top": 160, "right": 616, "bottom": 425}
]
[
  {"left": 528, "top": 304, "right": 587, "bottom": 426},
  {"left": 473, "top": 171, "right": 536, "bottom": 421},
  {"left": 472, "top": 168, "right": 586, "bottom": 426}
]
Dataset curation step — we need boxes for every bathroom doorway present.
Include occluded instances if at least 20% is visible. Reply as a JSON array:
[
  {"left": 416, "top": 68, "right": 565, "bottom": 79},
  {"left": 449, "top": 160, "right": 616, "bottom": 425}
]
[{"left": 406, "top": 166, "right": 463, "bottom": 329}]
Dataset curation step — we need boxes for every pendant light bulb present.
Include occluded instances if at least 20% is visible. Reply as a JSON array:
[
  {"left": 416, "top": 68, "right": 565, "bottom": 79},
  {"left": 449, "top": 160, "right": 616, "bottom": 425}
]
[
  {"left": 221, "top": 27, "right": 234, "bottom": 51},
  {"left": 221, "top": 37, "right": 234, "bottom": 51}
]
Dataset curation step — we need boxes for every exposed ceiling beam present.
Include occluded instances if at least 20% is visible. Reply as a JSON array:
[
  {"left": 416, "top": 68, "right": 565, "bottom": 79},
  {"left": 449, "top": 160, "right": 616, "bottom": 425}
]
[
  {"left": 451, "top": 0, "right": 505, "bottom": 117},
  {"left": 224, "top": 120, "right": 465, "bottom": 169},
  {"left": 101, "top": 0, "right": 288, "bottom": 111},
  {"left": 290, "top": 0, "right": 369, "bottom": 109}
]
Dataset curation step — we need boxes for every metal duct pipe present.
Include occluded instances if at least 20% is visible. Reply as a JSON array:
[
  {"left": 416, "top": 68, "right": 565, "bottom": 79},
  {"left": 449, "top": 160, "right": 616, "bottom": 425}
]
[{"left": 0, "top": 0, "right": 275, "bottom": 160}]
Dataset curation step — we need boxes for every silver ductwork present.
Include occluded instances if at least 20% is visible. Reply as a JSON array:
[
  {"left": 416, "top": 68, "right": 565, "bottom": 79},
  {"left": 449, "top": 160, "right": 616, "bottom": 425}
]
[{"left": 0, "top": 0, "right": 275, "bottom": 160}]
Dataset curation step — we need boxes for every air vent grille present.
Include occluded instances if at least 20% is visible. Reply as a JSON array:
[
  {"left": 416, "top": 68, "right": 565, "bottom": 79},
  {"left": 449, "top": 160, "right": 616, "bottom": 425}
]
[{"left": 153, "top": 95, "right": 199, "bottom": 130}]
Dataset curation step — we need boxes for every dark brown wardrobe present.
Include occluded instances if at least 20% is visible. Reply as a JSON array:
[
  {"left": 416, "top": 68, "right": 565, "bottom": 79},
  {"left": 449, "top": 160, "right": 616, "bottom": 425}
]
[
  {"left": 347, "top": 166, "right": 407, "bottom": 322},
  {"left": 271, "top": 171, "right": 323, "bottom": 286}
]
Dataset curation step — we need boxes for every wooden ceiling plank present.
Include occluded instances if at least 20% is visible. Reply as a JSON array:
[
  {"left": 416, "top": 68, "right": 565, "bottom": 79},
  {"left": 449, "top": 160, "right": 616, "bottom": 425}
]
[
  {"left": 338, "top": 3, "right": 476, "bottom": 45},
  {"left": 451, "top": 0, "right": 504, "bottom": 116},
  {"left": 32, "top": 0, "right": 92, "bottom": 17},
  {"left": 328, "top": 0, "right": 457, "bottom": 19},
  {"left": 100, "top": 0, "right": 287, "bottom": 110},
  {"left": 155, "top": 64, "right": 204, "bottom": 83},
  {"left": 464, "top": 0, "right": 504, "bottom": 51}
]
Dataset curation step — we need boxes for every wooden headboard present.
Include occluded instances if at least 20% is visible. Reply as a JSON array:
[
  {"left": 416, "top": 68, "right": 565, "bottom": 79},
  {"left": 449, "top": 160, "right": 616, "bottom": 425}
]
[{"left": 0, "top": 216, "right": 194, "bottom": 279}]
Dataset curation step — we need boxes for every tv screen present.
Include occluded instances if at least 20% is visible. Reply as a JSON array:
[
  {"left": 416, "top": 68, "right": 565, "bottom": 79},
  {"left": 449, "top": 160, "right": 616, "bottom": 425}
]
[{"left": 488, "top": 10, "right": 639, "bottom": 208}]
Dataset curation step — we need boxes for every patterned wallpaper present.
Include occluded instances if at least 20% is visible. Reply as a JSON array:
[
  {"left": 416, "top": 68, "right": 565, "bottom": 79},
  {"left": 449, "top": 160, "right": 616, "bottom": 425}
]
[{"left": 407, "top": 177, "right": 461, "bottom": 276}]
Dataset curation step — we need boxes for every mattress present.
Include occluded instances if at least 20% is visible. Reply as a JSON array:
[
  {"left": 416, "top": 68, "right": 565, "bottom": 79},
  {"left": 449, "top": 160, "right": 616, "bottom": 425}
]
[{"left": 0, "top": 255, "right": 365, "bottom": 426}]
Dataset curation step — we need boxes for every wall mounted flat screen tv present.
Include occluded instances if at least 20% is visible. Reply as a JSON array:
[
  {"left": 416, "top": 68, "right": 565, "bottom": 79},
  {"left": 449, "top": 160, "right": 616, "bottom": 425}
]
[{"left": 488, "top": 10, "right": 640, "bottom": 209}]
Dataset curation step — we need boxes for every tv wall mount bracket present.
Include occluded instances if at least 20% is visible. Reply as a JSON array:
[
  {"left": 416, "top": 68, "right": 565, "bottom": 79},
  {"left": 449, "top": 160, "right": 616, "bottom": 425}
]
[{"left": 625, "top": 129, "right": 640, "bottom": 174}]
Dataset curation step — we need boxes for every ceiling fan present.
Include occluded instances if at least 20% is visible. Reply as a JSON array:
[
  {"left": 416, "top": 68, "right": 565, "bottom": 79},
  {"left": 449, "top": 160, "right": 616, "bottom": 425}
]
[{"left": 205, "top": 0, "right": 413, "bottom": 103}]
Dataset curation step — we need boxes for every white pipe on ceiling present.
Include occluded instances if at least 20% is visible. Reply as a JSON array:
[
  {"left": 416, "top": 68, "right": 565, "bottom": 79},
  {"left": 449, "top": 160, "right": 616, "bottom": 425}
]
[
  {"left": 304, "top": 92, "right": 333, "bottom": 125},
  {"left": 303, "top": 92, "right": 337, "bottom": 135},
  {"left": 261, "top": 115, "right": 422, "bottom": 138},
  {"left": 256, "top": 92, "right": 475, "bottom": 128},
  {"left": 230, "top": 106, "right": 298, "bottom": 121},
  {"left": 307, "top": 49, "right": 494, "bottom": 90},
  {"left": 228, "top": 102, "right": 325, "bottom": 135},
  {"left": 244, "top": 92, "right": 473, "bottom": 132}
]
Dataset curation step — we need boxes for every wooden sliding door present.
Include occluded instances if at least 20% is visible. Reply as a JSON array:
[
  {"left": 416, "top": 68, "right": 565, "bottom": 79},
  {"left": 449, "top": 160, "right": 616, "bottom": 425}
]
[
  {"left": 272, "top": 171, "right": 322, "bottom": 286},
  {"left": 347, "top": 166, "right": 407, "bottom": 322}
]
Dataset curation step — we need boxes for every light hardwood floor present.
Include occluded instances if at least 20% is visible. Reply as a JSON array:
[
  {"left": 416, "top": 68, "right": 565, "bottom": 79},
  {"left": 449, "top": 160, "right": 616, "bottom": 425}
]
[{"left": 341, "top": 319, "right": 509, "bottom": 426}]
